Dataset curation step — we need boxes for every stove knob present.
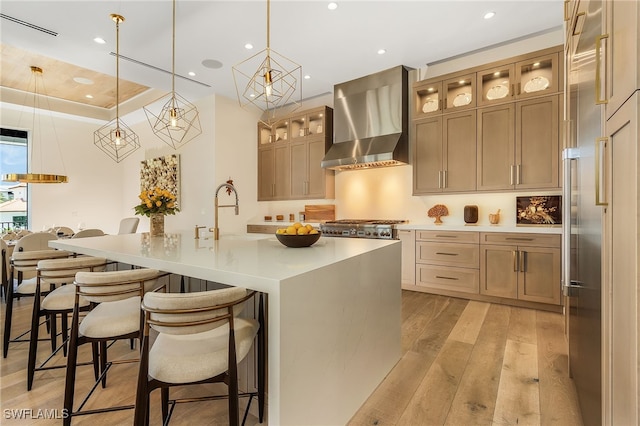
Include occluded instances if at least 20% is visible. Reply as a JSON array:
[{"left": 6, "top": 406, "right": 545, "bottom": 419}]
[{"left": 373, "top": 232, "right": 378, "bottom": 237}]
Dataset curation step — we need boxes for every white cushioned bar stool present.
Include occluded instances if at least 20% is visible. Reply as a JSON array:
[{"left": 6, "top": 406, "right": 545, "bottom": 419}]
[
  {"left": 27, "top": 256, "right": 109, "bottom": 390},
  {"left": 3, "top": 248, "right": 71, "bottom": 358},
  {"left": 134, "top": 287, "right": 265, "bottom": 426},
  {"left": 63, "top": 268, "right": 168, "bottom": 426}
]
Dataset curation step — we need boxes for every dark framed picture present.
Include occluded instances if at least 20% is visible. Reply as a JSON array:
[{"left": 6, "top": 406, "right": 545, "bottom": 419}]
[{"left": 516, "top": 195, "right": 562, "bottom": 226}]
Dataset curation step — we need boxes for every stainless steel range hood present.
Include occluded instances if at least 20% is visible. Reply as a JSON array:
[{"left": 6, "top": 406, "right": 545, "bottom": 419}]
[{"left": 321, "top": 65, "right": 411, "bottom": 170}]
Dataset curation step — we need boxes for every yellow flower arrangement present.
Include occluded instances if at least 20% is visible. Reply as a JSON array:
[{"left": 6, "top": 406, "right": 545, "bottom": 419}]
[{"left": 134, "top": 187, "right": 179, "bottom": 217}]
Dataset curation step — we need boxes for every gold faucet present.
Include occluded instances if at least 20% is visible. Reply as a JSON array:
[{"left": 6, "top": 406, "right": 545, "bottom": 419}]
[
  {"left": 194, "top": 225, "right": 206, "bottom": 239},
  {"left": 210, "top": 183, "right": 239, "bottom": 240}
]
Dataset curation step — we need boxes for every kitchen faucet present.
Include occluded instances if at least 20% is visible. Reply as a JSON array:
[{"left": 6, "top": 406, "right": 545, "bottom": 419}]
[{"left": 210, "top": 183, "right": 239, "bottom": 240}]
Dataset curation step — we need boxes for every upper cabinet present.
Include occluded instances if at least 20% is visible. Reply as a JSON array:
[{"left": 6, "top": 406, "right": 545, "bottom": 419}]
[
  {"left": 412, "top": 45, "right": 563, "bottom": 195},
  {"left": 257, "top": 106, "right": 335, "bottom": 201},
  {"left": 477, "top": 52, "right": 559, "bottom": 107},
  {"left": 413, "top": 72, "right": 476, "bottom": 119}
]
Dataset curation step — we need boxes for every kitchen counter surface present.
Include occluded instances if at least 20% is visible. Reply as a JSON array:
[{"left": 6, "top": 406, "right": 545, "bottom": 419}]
[
  {"left": 50, "top": 231, "right": 401, "bottom": 425},
  {"left": 397, "top": 223, "right": 562, "bottom": 234}
]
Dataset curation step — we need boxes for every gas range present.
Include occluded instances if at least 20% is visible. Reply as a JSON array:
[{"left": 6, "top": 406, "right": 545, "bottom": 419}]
[{"left": 320, "top": 220, "right": 407, "bottom": 240}]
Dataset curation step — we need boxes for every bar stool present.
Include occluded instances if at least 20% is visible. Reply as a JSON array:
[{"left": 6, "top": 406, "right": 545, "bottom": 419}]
[
  {"left": 63, "top": 268, "right": 167, "bottom": 426},
  {"left": 3, "top": 248, "right": 71, "bottom": 358},
  {"left": 26, "top": 256, "right": 109, "bottom": 390},
  {"left": 134, "top": 287, "right": 265, "bottom": 426}
]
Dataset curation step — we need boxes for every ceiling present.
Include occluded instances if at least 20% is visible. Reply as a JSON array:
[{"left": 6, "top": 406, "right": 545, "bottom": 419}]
[{"left": 0, "top": 1, "right": 563, "bottom": 119}]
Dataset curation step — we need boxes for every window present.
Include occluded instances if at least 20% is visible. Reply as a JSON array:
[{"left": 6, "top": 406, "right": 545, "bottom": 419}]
[{"left": 0, "top": 128, "right": 28, "bottom": 232}]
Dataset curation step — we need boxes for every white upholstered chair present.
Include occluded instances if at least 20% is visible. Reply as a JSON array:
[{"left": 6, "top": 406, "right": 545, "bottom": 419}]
[
  {"left": 134, "top": 287, "right": 265, "bottom": 426},
  {"left": 27, "top": 256, "right": 109, "bottom": 390},
  {"left": 55, "top": 226, "right": 75, "bottom": 237},
  {"left": 63, "top": 268, "right": 167, "bottom": 426},
  {"left": 3, "top": 248, "right": 71, "bottom": 358},
  {"left": 118, "top": 217, "right": 140, "bottom": 234},
  {"left": 71, "top": 229, "right": 105, "bottom": 239}
]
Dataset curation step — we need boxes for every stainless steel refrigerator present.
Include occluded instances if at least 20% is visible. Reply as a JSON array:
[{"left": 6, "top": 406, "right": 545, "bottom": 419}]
[{"left": 563, "top": 1, "right": 604, "bottom": 424}]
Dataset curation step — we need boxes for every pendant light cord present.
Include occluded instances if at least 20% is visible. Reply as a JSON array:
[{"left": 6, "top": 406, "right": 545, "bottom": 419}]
[{"left": 172, "top": 0, "right": 176, "bottom": 98}]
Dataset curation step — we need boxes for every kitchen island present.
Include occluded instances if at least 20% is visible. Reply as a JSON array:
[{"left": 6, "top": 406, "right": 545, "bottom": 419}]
[{"left": 50, "top": 231, "right": 402, "bottom": 425}]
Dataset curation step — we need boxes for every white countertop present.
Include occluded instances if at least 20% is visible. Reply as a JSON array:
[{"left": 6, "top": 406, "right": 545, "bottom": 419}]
[
  {"left": 50, "top": 231, "right": 398, "bottom": 292},
  {"left": 396, "top": 223, "right": 562, "bottom": 234}
]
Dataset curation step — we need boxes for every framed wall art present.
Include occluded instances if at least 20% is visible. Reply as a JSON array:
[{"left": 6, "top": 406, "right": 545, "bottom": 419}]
[
  {"left": 516, "top": 195, "right": 562, "bottom": 226},
  {"left": 140, "top": 154, "right": 180, "bottom": 208}
]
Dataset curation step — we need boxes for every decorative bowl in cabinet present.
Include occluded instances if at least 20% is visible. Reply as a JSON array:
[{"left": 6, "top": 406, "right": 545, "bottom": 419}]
[{"left": 275, "top": 232, "right": 321, "bottom": 248}]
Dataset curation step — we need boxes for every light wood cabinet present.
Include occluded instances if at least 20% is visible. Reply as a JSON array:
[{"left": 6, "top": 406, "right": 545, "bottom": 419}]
[
  {"left": 398, "top": 229, "right": 415, "bottom": 286},
  {"left": 413, "top": 109, "right": 476, "bottom": 194},
  {"left": 257, "top": 106, "right": 334, "bottom": 201},
  {"left": 413, "top": 72, "right": 475, "bottom": 119},
  {"left": 603, "top": 0, "right": 640, "bottom": 120},
  {"left": 479, "top": 232, "right": 561, "bottom": 305},
  {"left": 477, "top": 95, "right": 559, "bottom": 191},
  {"left": 415, "top": 231, "right": 479, "bottom": 294},
  {"left": 258, "top": 143, "right": 290, "bottom": 201},
  {"left": 476, "top": 52, "right": 559, "bottom": 107}
]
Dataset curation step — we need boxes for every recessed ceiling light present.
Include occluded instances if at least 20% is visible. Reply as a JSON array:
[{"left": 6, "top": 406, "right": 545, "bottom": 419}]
[
  {"left": 188, "top": 71, "right": 196, "bottom": 76},
  {"left": 484, "top": 11, "right": 496, "bottom": 20},
  {"left": 533, "top": 62, "right": 541, "bottom": 67},
  {"left": 428, "top": 87, "right": 434, "bottom": 92},
  {"left": 304, "top": 75, "right": 311, "bottom": 80},
  {"left": 93, "top": 37, "right": 106, "bottom": 44},
  {"left": 85, "top": 94, "right": 93, "bottom": 99},
  {"left": 245, "top": 43, "right": 253, "bottom": 50},
  {"left": 459, "top": 80, "right": 466, "bottom": 84},
  {"left": 494, "top": 71, "right": 500, "bottom": 76},
  {"left": 377, "top": 49, "right": 386, "bottom": 55},
  {"left": 202, "top": 59, "right": 223, "bottom": 69},
  {"left": 73, "top": 77, "right": 94, "bottom": 85},
  {"left": 328, "top": 2, "right": 338, "bottom": 10}
]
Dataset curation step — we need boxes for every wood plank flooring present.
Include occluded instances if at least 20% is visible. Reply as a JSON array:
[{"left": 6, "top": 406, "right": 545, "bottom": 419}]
[{"left": 1, "top": 290, "right": 583, "bottom": 425}]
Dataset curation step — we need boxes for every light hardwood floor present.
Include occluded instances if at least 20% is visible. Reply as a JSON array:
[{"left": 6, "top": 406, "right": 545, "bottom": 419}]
[{"left": 1, "top": 290, "right": 583, "bottom": 425}]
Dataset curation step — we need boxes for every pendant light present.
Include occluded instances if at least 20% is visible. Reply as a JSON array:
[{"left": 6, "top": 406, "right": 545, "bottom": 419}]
[
  {"left": 232, "top": 0, "right": 302, "bottom": 124},
  {"left": 2, "top": 66, "right": 68, "bottom": 184},
  {"left": 94, "top": 14, "right": 141, "bottom": 163},
  {"left": 143, "top": 0, "right": 201, "bottom": 149}
]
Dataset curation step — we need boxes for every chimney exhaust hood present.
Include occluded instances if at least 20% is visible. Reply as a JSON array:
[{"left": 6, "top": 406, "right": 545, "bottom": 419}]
[{"left": 321, "top": 65, "right": 411, "bottom": 170}]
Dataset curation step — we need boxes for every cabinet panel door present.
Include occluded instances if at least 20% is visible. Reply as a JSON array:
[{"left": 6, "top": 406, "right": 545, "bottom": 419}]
[
  {"left": 290, "top": 141, "right": 307, "bottom": 198},
  {"left": 443, "top": 110, "right": 477, "bottom": 192},
  {"left": 398, "top": 229, "right": 415, "bottom": 286},
  {"left": 517, "top": 246, "right": 561, "bottom": 304},
  {"left": 416, "top": 264, "right": 479, "bottom": 294},
  {"left": 258, "top": 148, "right": 275, "bottom": 201},
  {"left": 515, "top": 52, "right": 559, "bottom": 99},
  {"left": 605, "top": 0, "right": 639, "bottom": 119},
  {"left": 307, "top": 139, "right": 328, "bottom": 198},
  {"left": 413, "top": 116, "right": 443, "bottom": 194},
  {"left": 480, "top": 244, "right": 518, "bottom": 299},
  {"left": 273, "top": 144, "right": 291, "bottom": 199},
  {"left": 477, "top": 103, "right": 515, "bottom": 191},
  {"left": 515, "top": 95, "right": 559, "bottom": 189}
]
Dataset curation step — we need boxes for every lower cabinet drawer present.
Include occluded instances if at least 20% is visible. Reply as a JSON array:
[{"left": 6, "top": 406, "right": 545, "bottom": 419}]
[
  {"left": 416, "top": 242, "right": 479, "bottom": 268},
  {"left": 416, "top": 264, "right": 479, "bottom": 294}
]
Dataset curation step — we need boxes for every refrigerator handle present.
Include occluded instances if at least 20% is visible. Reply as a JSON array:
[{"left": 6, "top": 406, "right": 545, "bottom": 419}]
[
  {"left": 562, "top": 148, "right": 579, "bottom": 297},
  {"left": 595, "top": 137, "right": 608, "bottom": 206}
]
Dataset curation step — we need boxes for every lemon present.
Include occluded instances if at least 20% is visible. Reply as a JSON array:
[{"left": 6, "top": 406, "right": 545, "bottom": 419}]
[
  {"left": 309, "top": 229, "right": 319, "bottom": 234},
  {"left": 286, "top": 226, "right": 297, "bottom": 235},
  {"left": 297, "top": 227, "right": 309, "bottom": 235},
  {"left": 305, "top": 224, "right": 313, "bottom": 231},
  {"left": 276, "top": 229, "right": 286, "bottom": 234},
  {"left": 293, "top": 222, "right": 303, "bottom": 229}
]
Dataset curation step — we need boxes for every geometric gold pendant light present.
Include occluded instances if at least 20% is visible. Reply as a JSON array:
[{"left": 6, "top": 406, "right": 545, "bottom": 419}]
[
  {"left": 143, "top": 0, "right": 202, "bottom": 149},
  {"left": 2, "top": 66, "right": 68, "bottom": 184},
  {"left": 94, "top": 14, "right": 141, "bottom": 163},
  {"left": 232, "top": 0, "right": 302, "bottom": 125}
]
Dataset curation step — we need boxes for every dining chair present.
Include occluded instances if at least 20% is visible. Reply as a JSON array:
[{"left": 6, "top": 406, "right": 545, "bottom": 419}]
[
  {"left": 118, "top": 217, "right": 140, "bottom": 234},
  {"left": 71, "top": 229, "right": 105, "bottom": 239},
  {"left": 1, "top": 238, "right": 12, "bottom": 302},
  {"left": 26, "top": 256, "right": 109, "bottom": 390},
  {"left": 134, "top": 287, "right": 265, "bottom": 426},
  {"left": 3, "top": 248, "right": 72, "bottom": 358},
  {"left": 63, "top": 268, "right": 168, "bottom": 426},
  {"left": 55, "top": 226, "right": 75, "bottom": 237}
]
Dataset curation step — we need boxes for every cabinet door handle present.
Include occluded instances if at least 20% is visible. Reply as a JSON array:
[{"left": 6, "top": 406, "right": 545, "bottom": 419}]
[
  {"left": 443, "top": 170, "right": 448, "bottom": 188},
  {"left": 513, "top": 250, "right": 518, "bottom": 272},
  {"left": 436, "top": 252, "right": 459, "bottom": 256},
  {"left": 595, "top": 34, "right": 609, "bottom": 105},
  {"left": 516, "top": 164, "right": 521, "bottom": 185},
  {"left": 438, "top": 171, "right": 442, "bottom": 189},
  {"left": 510, "top": 165, "right": 515, "bottom": 186},
  {"left": 572, "top": 12, "right": 585, "bottom": 35},
  {"left": 506, "top": 237, "right": 534, "bottom": 241},
  {"left": 520, "top": 250, "right": 526, "bottom": 273},
  {"left": 434, "top": 235, "right": 458, "bottom": 238},
  {"left": 516, "top": 82, "right": 521, "bottom": 95},
  {"left": 436, "top": 275, "right": 459, "bottom": 281},
  {"left": 595, "top": 137, "right": 608, "bottom": 206}
]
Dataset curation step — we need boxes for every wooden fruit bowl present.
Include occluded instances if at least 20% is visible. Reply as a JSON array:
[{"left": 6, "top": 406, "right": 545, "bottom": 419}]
[{"left": 275, "top": 232, "right": 321, "bottom": 248}]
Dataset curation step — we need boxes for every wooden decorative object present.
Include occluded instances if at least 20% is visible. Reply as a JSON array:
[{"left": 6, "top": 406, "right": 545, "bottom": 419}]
[{"left": 427, "top": 204, "right": 449, "bottom": 225}]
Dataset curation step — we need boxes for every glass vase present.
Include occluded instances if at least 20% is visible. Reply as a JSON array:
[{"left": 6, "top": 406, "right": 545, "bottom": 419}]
[{"left": 149, "top": 213, "right": 165, "bottom": 237}]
